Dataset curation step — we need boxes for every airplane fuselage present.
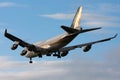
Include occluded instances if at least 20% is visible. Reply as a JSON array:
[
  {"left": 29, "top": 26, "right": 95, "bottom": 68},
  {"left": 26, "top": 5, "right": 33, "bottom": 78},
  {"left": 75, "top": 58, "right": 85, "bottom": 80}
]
[{"left": 25, "top": 32, "right": 79, "bottom": 58}]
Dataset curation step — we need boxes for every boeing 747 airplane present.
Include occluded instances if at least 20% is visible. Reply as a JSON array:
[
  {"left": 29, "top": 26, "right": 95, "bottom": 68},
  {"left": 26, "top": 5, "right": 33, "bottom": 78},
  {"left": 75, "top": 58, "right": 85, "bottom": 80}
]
[{"left": 4, "top": 6, "right": 117, "bottom": 63}]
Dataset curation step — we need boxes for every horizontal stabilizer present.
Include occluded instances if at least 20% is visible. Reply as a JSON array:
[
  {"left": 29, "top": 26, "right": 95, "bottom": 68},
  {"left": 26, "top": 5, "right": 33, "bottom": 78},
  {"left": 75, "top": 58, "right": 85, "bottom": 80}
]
[
  {"left": 79, "top": 27, "right": 102, "bottom": 33},
  {"left": 61, "top": 25, "right": 79, "bottom": 33},
  {"left": 61, "top": 26, "right": 102, "bottom": 34}
]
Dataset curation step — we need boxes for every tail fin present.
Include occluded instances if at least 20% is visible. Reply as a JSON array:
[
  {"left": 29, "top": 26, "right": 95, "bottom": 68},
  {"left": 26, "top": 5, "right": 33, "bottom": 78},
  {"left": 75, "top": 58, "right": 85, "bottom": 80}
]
[{"left": 71, "top": 6, "right": 82, "bottom": 30}]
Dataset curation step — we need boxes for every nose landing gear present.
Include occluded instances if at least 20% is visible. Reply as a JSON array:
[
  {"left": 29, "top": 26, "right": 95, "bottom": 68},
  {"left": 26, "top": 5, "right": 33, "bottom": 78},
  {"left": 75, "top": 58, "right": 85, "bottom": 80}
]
[{"left": 29, "top": 58, "right": 33, "bottom": 63}]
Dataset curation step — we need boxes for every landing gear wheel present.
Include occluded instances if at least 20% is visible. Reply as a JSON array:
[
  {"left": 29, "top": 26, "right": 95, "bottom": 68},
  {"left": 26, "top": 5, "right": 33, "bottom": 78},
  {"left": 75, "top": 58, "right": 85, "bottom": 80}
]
[
  {"left": 57, "top": 54, "right": 61, "bottom": 58},
  {"left": 57, "top": 55, "right": 61, "bottom": 58},
  {"left": 38, "top": 54, "right": 42, "bottom": 58},
  {"left": 46, "top": 53, "right": 51, "bottom": 56},
  {"left": 29, "top": 60, "right": 33, "bottom": 63}
]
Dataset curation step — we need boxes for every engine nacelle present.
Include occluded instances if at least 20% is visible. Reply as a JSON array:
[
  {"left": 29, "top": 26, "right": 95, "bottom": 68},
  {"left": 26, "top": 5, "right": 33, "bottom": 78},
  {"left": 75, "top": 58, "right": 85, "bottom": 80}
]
[
  {"left": 20, "top": 50, "right": 27, "bottom": 56},
  {"left": 61, "top": 51, "right": 68, "bottom": 57},
  {"left": 11, "top": 41, "right": 19, "bottom": 50},
  {"left": 83, "top": 45, "right": 92, "bottom": 52}
]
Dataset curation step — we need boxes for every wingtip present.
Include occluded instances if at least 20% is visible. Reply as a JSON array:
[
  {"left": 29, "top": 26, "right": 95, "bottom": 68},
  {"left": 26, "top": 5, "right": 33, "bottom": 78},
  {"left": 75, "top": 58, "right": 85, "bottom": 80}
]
[
  {"left": 95, "top": 27, "right": 102, "bottom": 29},
  {"left": 98, "top": 27, "right": 102, "bottom": 29},
  {"left": 114, "top": 33, "right": 118, "bottom": 38},
  {"left": 111, "top": 33, "right": 118, "bottom": 39},
  {"left": 5, "top": 29, "right": 7, "bottom": 33},
  {"left": 4, "top": 29, "right": 7, "bottom": 36}
]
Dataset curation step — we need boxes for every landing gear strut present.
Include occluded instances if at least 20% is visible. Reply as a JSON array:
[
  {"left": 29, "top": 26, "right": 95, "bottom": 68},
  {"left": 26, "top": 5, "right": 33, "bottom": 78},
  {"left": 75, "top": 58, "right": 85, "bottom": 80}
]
[
  {"left": 29, "top": 58, "right": 33, "bottom": 63},
  {"left": 57, "top": 51, "right": 61, "bottom": 58},
  {"left": 53, "top": 51, "right": 61, "bottom": 58}
]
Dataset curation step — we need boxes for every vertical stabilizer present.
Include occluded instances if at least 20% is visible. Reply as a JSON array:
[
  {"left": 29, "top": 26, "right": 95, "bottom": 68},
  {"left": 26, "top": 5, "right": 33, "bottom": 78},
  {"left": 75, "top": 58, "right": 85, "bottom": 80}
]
[{"left": 71, "top": 6, "right": 82, "bottom": 30}]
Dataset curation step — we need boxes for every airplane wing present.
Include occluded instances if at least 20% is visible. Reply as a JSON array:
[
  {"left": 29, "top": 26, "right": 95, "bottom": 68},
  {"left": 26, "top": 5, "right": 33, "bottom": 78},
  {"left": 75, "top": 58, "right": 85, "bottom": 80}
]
[
  {"left": 4, "top": 29, "right": 33, "bottom": 48},
  {"left": 59, "top": 34, "right": 117, "bottom": 52}
]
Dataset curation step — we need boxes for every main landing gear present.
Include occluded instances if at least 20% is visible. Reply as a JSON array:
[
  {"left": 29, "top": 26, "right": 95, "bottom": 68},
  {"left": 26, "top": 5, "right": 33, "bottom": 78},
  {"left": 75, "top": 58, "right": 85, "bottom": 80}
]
[
  {"left": 53, "top": 51, "right": 61, "bottom": 58},
  {"left": 28, "top": 51, "right": 62, "bottom": 63}
]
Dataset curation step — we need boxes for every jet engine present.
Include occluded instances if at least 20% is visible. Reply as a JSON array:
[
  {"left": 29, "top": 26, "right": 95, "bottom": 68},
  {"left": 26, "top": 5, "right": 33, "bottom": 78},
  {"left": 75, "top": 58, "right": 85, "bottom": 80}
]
[
  {"left": 61, "top": 51, "right": 68, "bottom": 57},
  {"left": 11, "top": 41, "right": 19, "bottom": 50},
  {"left": 20, "top": 50, "right": 27, "bottom": 56},
  {"left": 83, "top": 44, "right": 92, "bottom": 52}
]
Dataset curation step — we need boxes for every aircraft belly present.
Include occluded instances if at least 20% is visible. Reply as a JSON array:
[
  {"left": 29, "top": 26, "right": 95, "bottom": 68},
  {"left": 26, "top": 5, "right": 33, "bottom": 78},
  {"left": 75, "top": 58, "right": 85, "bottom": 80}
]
[
  {"left": 25, "top": 51, "right": 38, "bottom": 58},
  {"left": 49, "top": 34, "right": 77, "bottom": 51}
]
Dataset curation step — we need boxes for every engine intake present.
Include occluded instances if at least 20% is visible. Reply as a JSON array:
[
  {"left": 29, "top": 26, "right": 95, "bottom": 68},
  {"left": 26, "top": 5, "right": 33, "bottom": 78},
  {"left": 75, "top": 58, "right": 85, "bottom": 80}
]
[
  {"left": 61, "top": 51, "right": 68, "bottom": 57},
  {"left": 83, "top": 44, "right": 92, "bottom": 52},
  {"left": 11, "top": 41, "right": 19, "bottom": 50},
  {"left": 20, "top": 50, "right": 27, "bottom": 56}
]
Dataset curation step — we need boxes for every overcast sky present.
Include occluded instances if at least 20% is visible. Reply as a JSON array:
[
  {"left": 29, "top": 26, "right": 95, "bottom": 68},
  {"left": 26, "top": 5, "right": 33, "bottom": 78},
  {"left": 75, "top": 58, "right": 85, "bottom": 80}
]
[{"left": 0, "top": 0, "right": 120, "bottom": 80}]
